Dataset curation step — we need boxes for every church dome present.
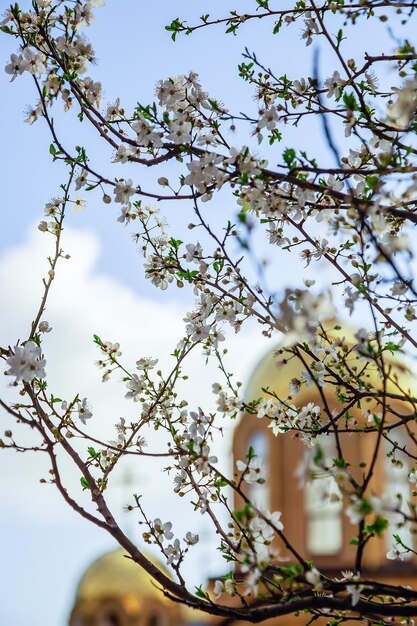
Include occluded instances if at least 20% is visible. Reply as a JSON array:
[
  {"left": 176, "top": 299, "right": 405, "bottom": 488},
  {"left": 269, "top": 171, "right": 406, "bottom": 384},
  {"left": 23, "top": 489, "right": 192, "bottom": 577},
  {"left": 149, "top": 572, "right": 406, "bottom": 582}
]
[
  {"left": 69, "top": 548, "right": 185, "bottom": 626},
  {"left": 243, "top": 322, "right": 412, "bottom": 411},
  {"left": 75, "top": 548, "right": 173, "bottom": 605}
]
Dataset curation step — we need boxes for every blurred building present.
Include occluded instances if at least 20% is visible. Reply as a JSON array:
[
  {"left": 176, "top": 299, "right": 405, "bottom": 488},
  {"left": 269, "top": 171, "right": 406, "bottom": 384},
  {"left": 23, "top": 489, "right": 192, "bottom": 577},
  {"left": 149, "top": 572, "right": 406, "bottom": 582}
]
[
  {"left": 68, "top": 549, "right": 188, "bottom": 626},
  {"left": 69, "top": 326, "right": 416, "bottom": 625}
]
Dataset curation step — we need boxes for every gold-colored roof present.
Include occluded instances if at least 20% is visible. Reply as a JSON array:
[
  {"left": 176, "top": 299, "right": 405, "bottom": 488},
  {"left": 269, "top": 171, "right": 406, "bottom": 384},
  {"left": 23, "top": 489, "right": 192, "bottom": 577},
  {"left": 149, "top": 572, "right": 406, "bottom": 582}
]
[
  {"left": 244, "top": 323, "right": 413, "bottom": 409},
  {"left": 75, "top": 548, "right": 174, "bottom": 605}
]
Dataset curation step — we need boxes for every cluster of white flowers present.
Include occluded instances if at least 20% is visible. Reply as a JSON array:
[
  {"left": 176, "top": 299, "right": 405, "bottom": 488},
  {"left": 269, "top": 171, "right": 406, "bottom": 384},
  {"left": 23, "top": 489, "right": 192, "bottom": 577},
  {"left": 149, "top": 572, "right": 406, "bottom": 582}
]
[
  {"left": 213, "top": 577, "right": 235, "bottom": 599},
  {"left": 144, "top": 253, "right": 176, "bottom": 291},
  {"left": 184, "top": 153, "right": 226, "bottom": 199},
  {"left": 236, "top": 456, "right": 266, "bottom": 485},
  {"left": 132, "top": 115, "right": 164, "bottom": 148},
  {"left": 301, "top": 11, "right": 319, "bottom": 46},
  {"left": 156, "top": 72, "right": 210, "bottom": 114},
  {"left": 6, "top": 342, "right": 46, "bottom": 383},
  {"left": 214, "top": 388, "right": 241, "bottom": 416},
  {"left": 3, "top": 1, "right": 104, "bottom": 125},
  {"left": 107, "top": 417, "right": 127, "bottom": 451},
  {"left": 142, "top": 518, "right": 199, "bottom": 565},
  {"left": 173, "top": 408, "right": 218, "bottom": 487},
  {"left": 279, "top": 288, "right": 336, "bottom": 335},
  {"left": 37, "top": 196, "right": 66, "bottom": 234},
  {"left": 5, "top": 48, "right": 46, "bottom": 81}
]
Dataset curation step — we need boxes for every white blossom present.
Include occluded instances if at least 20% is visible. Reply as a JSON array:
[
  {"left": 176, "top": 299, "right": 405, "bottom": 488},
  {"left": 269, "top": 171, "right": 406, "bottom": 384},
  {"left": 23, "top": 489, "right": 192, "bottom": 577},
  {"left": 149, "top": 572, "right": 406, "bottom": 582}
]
[
  {"left": 324, "top": 71, "right": 344, "bottom": 99},
  {"left": 77, "top": 398, "right": 93, "bottom": 425},
  {"left": 346, "top": 582, "right": 364, "bottom": 607},
  {"left": 306, "top": 568, "right": 322, "bottom": 591},
  {"left": 5, "top": 54, "right": 28, "bottom": 81},
  {"left": 165, "top": 538, "right": 181, "bottom": 564},
  {"left": 114, "top": 179, "right": 136, "bottom": 204},
  {"left": 153, "top": 518, "right": 174, "bottom": 541},
  {"left": 387, "top": 546, "right": 407, "bottom": 561},
  {"left": 125, "top": 374, "right": 145, "bottom": 401},
  {"left": 301, "top": 14, "right": 319, "bottom": 46},
  {"left": 184, "top": 532, "right": 199, "bottom": 545},
  {"left": 236, "top": 457, "right": 266, "bottom": 484},
  {"left": 6, "top": 342, "right": 46, "bottom": 382}
]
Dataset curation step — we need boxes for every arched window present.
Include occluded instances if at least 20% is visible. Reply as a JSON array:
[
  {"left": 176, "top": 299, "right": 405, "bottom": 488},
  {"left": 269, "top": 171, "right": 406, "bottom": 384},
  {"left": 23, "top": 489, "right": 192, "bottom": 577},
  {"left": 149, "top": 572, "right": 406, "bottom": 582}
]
[
  {"left": 96, "top": 603, "right": 127, "bottom": 626},
  {"left": 147, "top": 612, "right": 166, "bottom": 626},
  {"left": 384, "top": 434, "right": 413, "bottom": 558},
  {"left": 98, "top": 613, "right": 122, "bottom": 626},
  {"left": 305, "top": 434, "right": 343, "bottom": 556},
  {"left": 247, "top": 430, "right": 269, "bottom": 511}
]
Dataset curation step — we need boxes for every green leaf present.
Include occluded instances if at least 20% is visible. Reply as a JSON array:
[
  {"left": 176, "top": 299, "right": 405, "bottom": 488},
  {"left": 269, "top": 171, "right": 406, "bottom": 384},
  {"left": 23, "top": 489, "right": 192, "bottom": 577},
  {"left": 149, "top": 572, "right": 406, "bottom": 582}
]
[
  {"left": 80, "top": 476, "right": 89, "bottom": 490},
  {"left": 246, "top": 446, "right": 255, "bottom": 459},
  {"left": 195, "top": 586, "right": 210, "bottom": 600},
  {"left": 165, "top": 18, "right": 184, "bottom": 41},
  {"left": 0, "top": 25, "right": 15, "bottom": 35},
  {"left": 10, "top": 3, "right": 21, "bottom": 18},
  {"left": 358, "top": 498, "right": 373, "bottom": 517},
  {"left": 62, "top": 71, "right": 78, "bottom": 82},
  {"left": 343, "top": 92, "right": 358, "bottom": 111},
  {"left": 215, "top": 479, "right": 229, "bottom": 488},
  {"left": 225, "top": 23, "right": 239, "bottom": 35},
  {"left": 49, "top": 143, "right": 57, "bottom": 156},
  {"left": 385, "top": 341, "right": 401, "bottom": 354},
  {"left": 366, "top": 516, "right": 388, "bottom": 537},
  {"left": 176, "top": 269, "right": 199, "bottom": 283},
  {"left": 268, "top": 128, "right": 282, "bottom": 145},
  {"left": 272, "top": 20, "right": 282, "bottom": 35},
  {"left": 283, "top": 147, "right": 296, "bottom": 169},
  {"left": 169, "top": 237, "right": 183, "bottom": 249},
  {"left": 233, "top": 503, "right": 252, "bottom": 522},
  {"left": 366, "top": 175, "right": 379, "bottom": 190}
]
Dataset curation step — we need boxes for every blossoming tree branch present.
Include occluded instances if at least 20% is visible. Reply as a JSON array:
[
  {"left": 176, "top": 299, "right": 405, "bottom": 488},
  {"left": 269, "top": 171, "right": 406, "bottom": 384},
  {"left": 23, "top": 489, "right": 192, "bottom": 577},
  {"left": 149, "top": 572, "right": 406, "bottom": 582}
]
[{"left": 2, "top": 0, "right": 417, "bottom": 622}]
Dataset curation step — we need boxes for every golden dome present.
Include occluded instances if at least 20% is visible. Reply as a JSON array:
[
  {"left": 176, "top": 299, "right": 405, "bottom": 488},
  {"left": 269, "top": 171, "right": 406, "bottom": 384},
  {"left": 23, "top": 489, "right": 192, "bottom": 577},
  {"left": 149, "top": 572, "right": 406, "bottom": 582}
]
[
  {"left": 244, "top": 322, "right": 413, "bottom": 410},
  {"left": 69, "top": 548, "right": 186, "bottom": 626},
  {"left": 75, "top": 548, "right": 173, "bottom": 606}
]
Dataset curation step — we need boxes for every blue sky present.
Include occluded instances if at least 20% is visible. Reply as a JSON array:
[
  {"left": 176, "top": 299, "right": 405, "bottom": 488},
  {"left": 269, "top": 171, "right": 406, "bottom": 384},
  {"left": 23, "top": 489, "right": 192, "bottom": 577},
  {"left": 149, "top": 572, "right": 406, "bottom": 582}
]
[{"left": 0, "top": 2, "right": 410, "bottom": 624}]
